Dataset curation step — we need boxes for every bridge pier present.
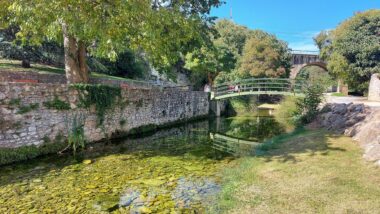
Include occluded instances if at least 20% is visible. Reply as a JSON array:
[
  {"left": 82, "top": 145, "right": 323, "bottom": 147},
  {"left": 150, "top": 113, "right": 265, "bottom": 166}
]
[{"left": 210, "top": 100, "right": 222, "bottom": 117}]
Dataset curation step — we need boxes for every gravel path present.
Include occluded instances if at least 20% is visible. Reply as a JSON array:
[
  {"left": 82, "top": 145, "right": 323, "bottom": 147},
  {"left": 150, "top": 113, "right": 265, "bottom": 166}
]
[{"left": 324, "top": 94, "right": 380, "bottom": 108}]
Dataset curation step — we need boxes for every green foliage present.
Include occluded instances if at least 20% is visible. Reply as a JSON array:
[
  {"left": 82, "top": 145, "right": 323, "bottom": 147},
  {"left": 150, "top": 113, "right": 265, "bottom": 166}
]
[
  {"left": 43, "top": 97, "right": 71, "bottom": 110},
  {"left": 273, "top": 96, "right": 299, "bottom": 128},
  {"left": 295, "top": 81, "right": 327, "bottom": 124},
  {"left": 72, "top": 84, "right": 121, "bottom": 125},
  {"left": 89, "top": 50, "right": 150, "bottom": 79},
  {"left": 119, "top": 119, "right": 127, "bottom": 127},
  {"left": 8, "top": 98, "right": 21, "bottom": 106},
  {"left": 313, "top": 30, "right": 333, "bottom": 61},
  {"left": 67, "top": 114, "right": 86, "bottom": 155},
  {"left": 214, "top": 19, "right": 251, "bottom": 57},
  {"left": 238, "top": 31, "right": 291, "bottom": 78},
  {"left": 17, "top": 103, "right": 39, "bottom": 114},
  {"left": 0, "top": 134, "right": 66, "bottom": 166},
  {"left": 297, "top": 65, "right": 334, "bottom": 87},
  {"left": 321, "top": 10, "right": 380, "bottom": 93},
  {"left": 227, "top": 97, "right": 258, "bottom": 115},
  {"left": 2, "top": 0, "right": 222, "bottom": 75},
  {"left": 296, "top": 66, "right": 333, "bottom": 124}
]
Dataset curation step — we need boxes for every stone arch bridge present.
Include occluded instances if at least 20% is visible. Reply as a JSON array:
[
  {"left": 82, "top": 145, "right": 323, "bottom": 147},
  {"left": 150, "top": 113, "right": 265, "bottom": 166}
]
[{"left": 290, "top": 50, "right": 327, "bottom": 79}]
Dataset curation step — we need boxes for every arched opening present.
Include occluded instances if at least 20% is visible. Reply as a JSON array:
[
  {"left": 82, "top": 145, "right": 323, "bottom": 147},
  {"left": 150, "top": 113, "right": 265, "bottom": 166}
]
[{"left": 296, "top": 63, "right": 337, "bottom": 92}]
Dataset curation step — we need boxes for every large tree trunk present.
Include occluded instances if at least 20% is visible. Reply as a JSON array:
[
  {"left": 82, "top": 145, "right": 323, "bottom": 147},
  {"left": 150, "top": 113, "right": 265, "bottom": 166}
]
[{"left": 62, "top": 23, "right": 89, "bottom": 84}]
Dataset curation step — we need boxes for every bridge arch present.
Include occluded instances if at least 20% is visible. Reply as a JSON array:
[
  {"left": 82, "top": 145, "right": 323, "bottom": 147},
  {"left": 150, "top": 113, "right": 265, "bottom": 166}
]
[{"left": 290, "top": 61, "right": 328, "bottom": 79}]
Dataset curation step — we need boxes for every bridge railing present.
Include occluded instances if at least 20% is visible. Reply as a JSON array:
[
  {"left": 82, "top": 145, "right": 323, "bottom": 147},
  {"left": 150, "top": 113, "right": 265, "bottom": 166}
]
[{"left": 212, "top": 78, "right": 307, "bottom": 100}]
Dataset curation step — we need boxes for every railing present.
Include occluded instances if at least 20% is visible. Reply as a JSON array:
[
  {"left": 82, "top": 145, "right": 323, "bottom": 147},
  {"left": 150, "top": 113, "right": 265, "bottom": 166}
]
[
  {"left": 211, "top": 78, "right": 307, "bottom": 100},
  {"left": 210, "top": 133, "right": 260, "bottom": 156}
]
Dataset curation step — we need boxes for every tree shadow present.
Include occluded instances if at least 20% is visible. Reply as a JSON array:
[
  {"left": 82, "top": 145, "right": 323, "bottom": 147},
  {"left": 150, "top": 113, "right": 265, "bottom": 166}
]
[{"left": 259, "top": 130, "right": 347, "bottom": 164}]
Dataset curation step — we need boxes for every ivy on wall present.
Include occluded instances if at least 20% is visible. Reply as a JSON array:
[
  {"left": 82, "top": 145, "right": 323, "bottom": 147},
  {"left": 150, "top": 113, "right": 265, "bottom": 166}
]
[{"left": 71, "top": 84, "right": 122, "bottom": 125}]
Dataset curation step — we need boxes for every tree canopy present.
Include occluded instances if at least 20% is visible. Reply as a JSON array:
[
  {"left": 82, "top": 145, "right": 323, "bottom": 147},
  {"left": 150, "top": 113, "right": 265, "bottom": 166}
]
[
  {"left": 213, "top": 19, "right": 251, "bottom": 57},
  {"left": 1, "top": 0, "right": 223, "bottom": 83},
  {"left": 319, "top": 10, "right": 380, "bottom": 92},
  {"left": 237, "top": 31, "right": 291, "bottom": 78}
]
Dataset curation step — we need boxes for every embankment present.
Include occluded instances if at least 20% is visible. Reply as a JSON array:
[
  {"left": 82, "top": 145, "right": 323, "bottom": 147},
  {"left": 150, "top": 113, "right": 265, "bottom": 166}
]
[
  {"left": 314, "top": 103, "right": 380, "bottom": 165},
  {"left": 0, "top": 82, "right": 209, "bottom": 164}
]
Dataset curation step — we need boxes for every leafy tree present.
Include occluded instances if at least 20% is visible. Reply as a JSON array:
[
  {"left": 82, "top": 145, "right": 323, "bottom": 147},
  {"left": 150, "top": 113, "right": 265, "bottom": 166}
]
[
  {"left": 237, "top": 31, "right": 291, "bottom": 78},
  {"left": 184, "top": 43, "right": 236, "bottom": 87},
  {"left": 323, "top": 10, "right": 380, "bottom": 92},
  {"left": 313, "top": 30, "right": 333, "bottom": 61},
  {"left": 214, "top": 19, "right": 251, "bottom": 57},
  {"left": 2, "top": 0, "right": 223, "bottom": 83}
]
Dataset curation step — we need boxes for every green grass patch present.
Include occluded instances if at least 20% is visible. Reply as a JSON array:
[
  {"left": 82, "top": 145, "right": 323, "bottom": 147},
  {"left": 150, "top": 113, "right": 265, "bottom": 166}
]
[
  {"left": 331, "top": 92, "right": 346, "bottom": 97},
  {"left": 0, "top": 59, "right": 138, "bottom": 82},
  {"left": 215, "top": 129, "right": 380, "bottom": 213}
]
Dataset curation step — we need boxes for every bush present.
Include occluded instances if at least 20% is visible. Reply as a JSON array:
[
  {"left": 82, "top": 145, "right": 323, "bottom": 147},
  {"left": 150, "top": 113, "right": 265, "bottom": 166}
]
[{"left": 273, "top": 96, "right": 298, "bottom": 128}]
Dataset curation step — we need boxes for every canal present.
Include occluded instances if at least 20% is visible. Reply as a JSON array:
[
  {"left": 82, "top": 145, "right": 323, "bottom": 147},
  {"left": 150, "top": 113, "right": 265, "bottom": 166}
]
[{"left": 0, "top": 113, "right": 290, "bottom": 213}]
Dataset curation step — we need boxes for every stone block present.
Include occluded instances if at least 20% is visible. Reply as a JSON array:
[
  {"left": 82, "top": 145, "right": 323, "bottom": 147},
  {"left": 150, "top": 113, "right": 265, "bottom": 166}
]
[{"left": 368, "top": 73, "right": 380, "bottom": 101}]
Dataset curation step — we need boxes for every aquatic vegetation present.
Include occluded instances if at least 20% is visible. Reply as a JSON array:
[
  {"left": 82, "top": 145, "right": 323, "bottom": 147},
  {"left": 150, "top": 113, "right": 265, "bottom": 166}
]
[{"left": 0, "top": 115, "right": 290, "bottom": 213}]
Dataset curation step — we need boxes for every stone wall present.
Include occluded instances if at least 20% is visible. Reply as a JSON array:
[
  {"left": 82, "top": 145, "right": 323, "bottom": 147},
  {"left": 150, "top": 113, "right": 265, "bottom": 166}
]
[
  {"left": 368, "top": 73, "right": 380, "bottom": 101},
  {"left": 0, "top": 82, "right": 209, "bottom": 149}
]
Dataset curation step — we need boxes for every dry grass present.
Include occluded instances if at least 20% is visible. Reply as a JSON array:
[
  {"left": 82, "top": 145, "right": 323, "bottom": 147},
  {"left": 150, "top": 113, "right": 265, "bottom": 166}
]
[{"left": 217, "top": 130, "right": 380, "bottom": 213}]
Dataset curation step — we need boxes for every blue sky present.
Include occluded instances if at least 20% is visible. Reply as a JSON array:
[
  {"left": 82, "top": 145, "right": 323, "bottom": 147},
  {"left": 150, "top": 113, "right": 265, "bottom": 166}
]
[{"left": 211, "top": 0, "right": 380, "bottom": 51}]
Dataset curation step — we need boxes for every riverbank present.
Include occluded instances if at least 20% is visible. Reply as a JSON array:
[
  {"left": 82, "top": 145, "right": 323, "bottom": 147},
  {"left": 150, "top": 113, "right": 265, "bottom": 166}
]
[{"left": 216, "top": 129, "right": 380, "bottom": 213}]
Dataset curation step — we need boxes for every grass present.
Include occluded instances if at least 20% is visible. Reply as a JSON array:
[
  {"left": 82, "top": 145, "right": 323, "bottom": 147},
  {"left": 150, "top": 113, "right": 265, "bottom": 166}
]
[
  {"left": 215, "top": 129, "right": 380, "bottom": 213},
  {"left": 331, "top": 92, "right": 347, "bottom": 97},
  {"left": 0, "top": 59, "right": 139, "bottom": 82}
]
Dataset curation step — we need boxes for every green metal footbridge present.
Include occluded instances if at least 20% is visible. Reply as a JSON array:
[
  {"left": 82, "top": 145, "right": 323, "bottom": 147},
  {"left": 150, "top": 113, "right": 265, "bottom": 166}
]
[{"left": 211, "top": 78, "right": 307, "bottom": 100}]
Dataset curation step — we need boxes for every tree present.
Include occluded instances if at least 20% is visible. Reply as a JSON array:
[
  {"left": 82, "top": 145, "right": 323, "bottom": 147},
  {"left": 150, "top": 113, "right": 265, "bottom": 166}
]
[
  {"left": 323, "top": 10, "right": 380, "bottom": 92},
  {"left": 214, "top": 19, "right": 251, "bottom": 57},
  {"left": 184, "top": 43, "right": 236, "bottom": 87},
  {"left": 2, "top": 0, "right": 223, "bottom": 83},
  {"left": 313, "top": 30, "right": 333, "bottom": 61},
  {"left": 238, "top": 31, "right": 291, "bottom": 78}
]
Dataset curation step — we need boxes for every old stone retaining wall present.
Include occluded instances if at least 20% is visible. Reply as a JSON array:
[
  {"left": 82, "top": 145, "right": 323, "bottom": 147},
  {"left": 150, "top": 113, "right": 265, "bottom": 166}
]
[{"left": 0, "top": 82, "right": 209, "bottom": 149}]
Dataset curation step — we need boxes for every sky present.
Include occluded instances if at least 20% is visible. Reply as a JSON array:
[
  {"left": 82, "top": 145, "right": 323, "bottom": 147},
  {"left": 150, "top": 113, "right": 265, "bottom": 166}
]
[{"left": 211, "top": 0, "right": 380, "bottom": 52}]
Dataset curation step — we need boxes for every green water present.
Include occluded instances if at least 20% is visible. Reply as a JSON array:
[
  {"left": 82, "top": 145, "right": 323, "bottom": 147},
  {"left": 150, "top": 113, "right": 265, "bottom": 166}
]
[{"left": 0, "top": 116, "right": 287, "bottom": 213}]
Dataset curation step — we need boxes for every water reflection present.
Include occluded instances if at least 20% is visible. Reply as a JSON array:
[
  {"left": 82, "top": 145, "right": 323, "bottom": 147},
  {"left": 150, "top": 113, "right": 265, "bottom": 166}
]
[{"left": 208, "top": 115, "right": 287, "bottom": 156}]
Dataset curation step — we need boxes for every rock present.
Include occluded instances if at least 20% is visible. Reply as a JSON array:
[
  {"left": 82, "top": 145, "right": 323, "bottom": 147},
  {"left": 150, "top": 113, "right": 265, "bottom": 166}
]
[
  {"left": 332, "top": 103, "right": 347, "bottom": 115},
  {"left": 32, "top": 179, "right": 42, "bottom": 183},
  {"left": 82, "top": 160, "right": 92, "bottom": 165},
  {"left": 138, "top": 206, "right": 152, "bottom": 214}
]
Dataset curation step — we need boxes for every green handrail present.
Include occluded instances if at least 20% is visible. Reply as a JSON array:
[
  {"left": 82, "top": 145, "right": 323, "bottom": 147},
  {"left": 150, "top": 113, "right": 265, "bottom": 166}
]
[{"left": 211, "top": 78, "right": 307, "bottom": 100}]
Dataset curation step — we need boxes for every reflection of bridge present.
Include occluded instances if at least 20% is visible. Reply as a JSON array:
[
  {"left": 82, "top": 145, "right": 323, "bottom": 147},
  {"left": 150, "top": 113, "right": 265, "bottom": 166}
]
[
  {"left": 211, "top": 78, "right": 306, "bottom": 100},
  {"left": 210, "top": 133, "right": 259, "bottom": 156}
]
